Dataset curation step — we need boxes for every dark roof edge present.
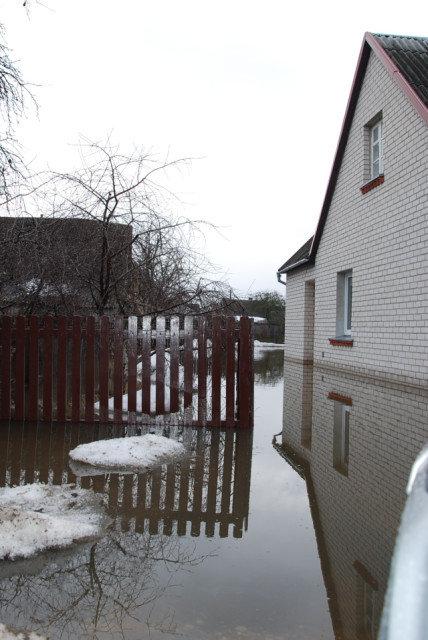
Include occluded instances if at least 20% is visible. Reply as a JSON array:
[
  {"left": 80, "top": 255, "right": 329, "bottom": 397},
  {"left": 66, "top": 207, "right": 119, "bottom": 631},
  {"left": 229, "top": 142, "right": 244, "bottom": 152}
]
[
  {"left": 277, "top": 256, "right": 312, "bottom": 274},
  {"left": 282, "top": 32, "right": 428, "bottom": 276}
]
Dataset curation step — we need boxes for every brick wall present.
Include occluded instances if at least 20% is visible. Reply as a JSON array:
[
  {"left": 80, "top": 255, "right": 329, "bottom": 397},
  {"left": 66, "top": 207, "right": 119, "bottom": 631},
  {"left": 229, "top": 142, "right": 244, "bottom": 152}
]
[
  {"left": 284, "top": 51, "right": 428, "bottom": 387},
  {"left": 284, "top": 265, "right": 316, "bottom": 363}
]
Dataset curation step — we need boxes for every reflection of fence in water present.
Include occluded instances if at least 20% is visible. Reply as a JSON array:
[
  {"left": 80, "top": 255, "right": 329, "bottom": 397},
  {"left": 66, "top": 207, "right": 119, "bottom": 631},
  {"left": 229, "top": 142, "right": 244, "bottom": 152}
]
[{"left": 0, "top": 422, "right": 252, "bottom": 539}]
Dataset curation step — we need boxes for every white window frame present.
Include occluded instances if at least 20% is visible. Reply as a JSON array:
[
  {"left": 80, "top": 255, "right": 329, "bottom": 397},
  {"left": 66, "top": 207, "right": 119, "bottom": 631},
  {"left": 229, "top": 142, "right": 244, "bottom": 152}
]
[
  {"left": 370, "top": 120, "right": 383, "bottom": 179},
  {"left": 343, "top": 272, "right": 352, "bottom": 336}
]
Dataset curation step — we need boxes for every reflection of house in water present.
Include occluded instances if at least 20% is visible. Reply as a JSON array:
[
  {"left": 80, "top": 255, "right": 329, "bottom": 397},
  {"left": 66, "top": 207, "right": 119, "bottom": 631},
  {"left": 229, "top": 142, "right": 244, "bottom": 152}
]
[
  {"left": 277, "top": 363, "right": 428, "bottom": 640},
  {"left": 0, "top": 423, "right": 252, "bottom": 539}
]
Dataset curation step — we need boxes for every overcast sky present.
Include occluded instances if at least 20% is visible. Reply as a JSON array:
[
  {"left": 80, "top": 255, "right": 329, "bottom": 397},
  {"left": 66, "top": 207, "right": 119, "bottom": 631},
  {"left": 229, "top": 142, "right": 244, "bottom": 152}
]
[{"left": 1, "top": 0, "right": 426, "bottom": 295}]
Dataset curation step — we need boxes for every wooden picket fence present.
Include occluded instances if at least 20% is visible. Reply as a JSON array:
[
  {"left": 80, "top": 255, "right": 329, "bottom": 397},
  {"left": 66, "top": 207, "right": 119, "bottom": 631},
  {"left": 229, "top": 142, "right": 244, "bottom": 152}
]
[{"left": 0, "top": 314, "right": 254, "bottom": 428}]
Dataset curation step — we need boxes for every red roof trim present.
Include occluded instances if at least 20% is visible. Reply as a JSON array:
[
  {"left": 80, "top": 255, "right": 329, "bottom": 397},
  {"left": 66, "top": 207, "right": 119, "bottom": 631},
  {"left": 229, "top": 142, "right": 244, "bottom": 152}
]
[
  {"left": 366, "top": 32, "right": 428, "bottom": 126},
  {"left": 288, "top": 32, "right": 428, "bottom": 273}
]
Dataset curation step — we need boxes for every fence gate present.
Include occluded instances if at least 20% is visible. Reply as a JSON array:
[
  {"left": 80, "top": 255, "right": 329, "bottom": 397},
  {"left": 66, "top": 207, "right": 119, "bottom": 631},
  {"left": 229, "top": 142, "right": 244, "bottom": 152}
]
[{"left": 0, "top": 315, "right": 254, "bottom": 428}]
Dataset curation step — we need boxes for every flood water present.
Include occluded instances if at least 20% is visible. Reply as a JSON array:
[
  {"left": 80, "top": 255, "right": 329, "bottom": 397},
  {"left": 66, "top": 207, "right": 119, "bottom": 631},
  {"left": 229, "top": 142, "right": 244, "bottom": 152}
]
[{"left": 0, "top": 346, "right": 426, "bottom": 639}]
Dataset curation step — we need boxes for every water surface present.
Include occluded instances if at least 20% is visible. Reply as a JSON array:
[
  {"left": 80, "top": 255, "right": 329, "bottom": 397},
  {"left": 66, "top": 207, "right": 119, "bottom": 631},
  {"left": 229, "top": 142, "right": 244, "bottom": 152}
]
[{"left": 1, "top": 348, "right": 424, "bottom": 639}]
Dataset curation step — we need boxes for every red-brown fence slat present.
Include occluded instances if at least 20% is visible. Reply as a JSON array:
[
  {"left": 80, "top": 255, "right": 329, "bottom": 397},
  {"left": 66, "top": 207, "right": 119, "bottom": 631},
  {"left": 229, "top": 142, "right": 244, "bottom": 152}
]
[
  {"left": 206, "top": 429, "right": 220, "bottom": 536},
  {"left": 56, "top": 316, "right": 67, "bottom": 422},
  {"left": 184, "top": 316, "right": 193, "bottom": 412},
  {"left": 28, "top": 316, "right": 39, "bottom": 422},
  {"left": 225, "top": 316, "right": 236, "bottom": 427},
  {"left": 141, "top": 316, "right": 151, "bottom": 415},
  {"left": 197, "top": 316, "right": 207, "bottom": 426},
  {"left": 127, "top": 316, "right": 137, "bottom": 414},
  {"left": 1, "top": 316, "right": 11, "bottom": 421},
  {"left": 71, "top": 316, "right": 81, "bottom": 422},
  {"left": 42, "top": 316, "right": 53, "bottom": 422},
  {"left": 113, "top": 316, "right": 123, "bottom": 422},
  {"left": 14, "top": 316, "right": 26, "bottom": 421},
  {"left": 99, "top": 316, "right": 110, "bottom": 423},
  {"left": 169, "top": 316, "right": 179, "bottom": 413},
  {"left": 85, "top": 316, "right": 95, "bottom": 422},
  {"left": 155, "top": 316, "right": 165, "bottom": 415},
  {"left": 237, "top": 316, "right": 252, "bottom": 428},
  {"left": 220, "top": 429, "right": 235, "bottom": 536},
  {"left": 211, "top": 316, "right": 222, "bottom": 425}
]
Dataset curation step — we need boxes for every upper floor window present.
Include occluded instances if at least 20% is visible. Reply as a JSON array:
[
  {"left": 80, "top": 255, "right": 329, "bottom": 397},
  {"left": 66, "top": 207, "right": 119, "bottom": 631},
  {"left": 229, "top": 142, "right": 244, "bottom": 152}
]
[
  {"left": 336, "top": 269, "right": 353, "bottom": 337},
  {"left": 370, "top": 120, "right": 383, "bottom": 179},
  {"left": 344, "top": 271, "right": 352, "bottom": 335}
]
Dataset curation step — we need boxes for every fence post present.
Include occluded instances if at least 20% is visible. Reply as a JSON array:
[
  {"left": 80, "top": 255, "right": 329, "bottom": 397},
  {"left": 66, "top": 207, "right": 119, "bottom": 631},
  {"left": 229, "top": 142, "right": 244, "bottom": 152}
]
[
  {"left": 15, "top": 316, "right": 26, "bottom": 421},
  {"left": 42, "top": 316, "right": 53, "bottom": 423},
  {"left": 99, "top": 316, "right": 110, "bottom": 423},
  {"left": 85, "top": 316, "right": 95, "bottom": 423},
  {"left": 57, "top": 316, "right": 67, "bottom": 422},
  {"left": 197, "top": 316, "right": 207, "bottom": 426},
  {"left": 1, "top": 316, "right": 11, "bottom": 421},
  {"left": 155, "top": 316, "right": 166, "bottom": 415},
  {"left": 28, "top": 316, "right": 39, "bottom": 422},
  {"left": 211, "top": 316, "right": 222, "bottom": 425},
  {"left": 183, "top": 316, "right": 193, "bottom": 424},
  {"left": 225, "top": 316, "right": 236, "bottom": 428},
  {"left": 141, "top": 316, "right": 151, "bottom": 416},
  {"left": 113, "top": 316, "right": 124, "bottom": 423},
  {"left": 170, "top": 316, "right": 180, "bottom": 413},
  {"left": 71, "top": 316, "right": 81, "bottom": 423},
  {"left": 127, "top": 316, "right": 138, "bottom": 415},
  {"left": 237, "top": 317, "right": 254, "bottom": 429}
]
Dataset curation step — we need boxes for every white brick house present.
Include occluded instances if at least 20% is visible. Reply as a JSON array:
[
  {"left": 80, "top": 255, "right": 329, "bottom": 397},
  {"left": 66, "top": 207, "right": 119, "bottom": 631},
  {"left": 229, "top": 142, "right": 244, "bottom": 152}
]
[{"left": 277, "top": 33, "right": 428, "bottom": 390}]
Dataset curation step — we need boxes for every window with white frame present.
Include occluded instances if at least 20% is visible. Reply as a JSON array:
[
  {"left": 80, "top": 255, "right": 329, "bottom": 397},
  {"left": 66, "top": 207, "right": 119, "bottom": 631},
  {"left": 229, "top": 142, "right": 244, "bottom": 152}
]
[
  {"left": 336, "top": 269, "right": 353, "bottom": 337},
  {"left": 333, "top": 401, "right": 350, "bottom": 474},
  {"left": 370, "top": 119, "right": 383, "bottom": 179},
  {"left": 344, "top": 271, "right": 352, "bottom": 335}
]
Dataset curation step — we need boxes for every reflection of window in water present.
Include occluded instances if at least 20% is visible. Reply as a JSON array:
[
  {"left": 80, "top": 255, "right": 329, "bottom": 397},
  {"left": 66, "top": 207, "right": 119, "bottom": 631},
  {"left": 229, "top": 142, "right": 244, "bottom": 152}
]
[
  {"left": 333, "top": 402, "right": 350, "bottom": 475},
  {"left": 354, "top": 560, "right": 378, "bottom": 640}
]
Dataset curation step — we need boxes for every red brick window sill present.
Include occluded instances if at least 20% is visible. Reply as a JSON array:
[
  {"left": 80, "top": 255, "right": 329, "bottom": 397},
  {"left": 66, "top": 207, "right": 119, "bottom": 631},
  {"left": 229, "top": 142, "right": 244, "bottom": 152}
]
[
  {"left": 360, "top": 174, "right": 384, "bottom": 194},
  {"left": 328, "top": 391, "right": 353, "bottom": 406},
  {"left": 329, "top": 338, "right": 353, "bottom": 347}
]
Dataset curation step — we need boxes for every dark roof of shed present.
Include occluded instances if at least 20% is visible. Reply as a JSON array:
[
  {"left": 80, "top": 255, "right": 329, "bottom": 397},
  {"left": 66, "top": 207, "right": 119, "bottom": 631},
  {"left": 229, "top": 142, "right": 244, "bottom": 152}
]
[
  {"left": 277, "top": 236, "right": 313, "bottom": 273},
  {"left": 373, "top": 34, "right": 428, "bottom": 106},
  {"left": 277, "top": 32, "right": 428, "bottom": 275}
]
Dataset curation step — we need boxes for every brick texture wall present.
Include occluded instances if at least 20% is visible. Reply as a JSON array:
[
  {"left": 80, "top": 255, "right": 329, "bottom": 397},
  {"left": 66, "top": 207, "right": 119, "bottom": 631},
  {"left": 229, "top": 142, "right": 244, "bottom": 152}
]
[{"left": 284, "top": 51, "right": 428, "bottom": 388}]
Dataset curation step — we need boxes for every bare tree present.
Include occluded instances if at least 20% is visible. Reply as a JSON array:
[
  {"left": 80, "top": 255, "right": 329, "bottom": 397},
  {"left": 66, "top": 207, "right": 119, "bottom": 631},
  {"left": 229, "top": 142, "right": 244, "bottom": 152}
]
[
  {"left": 0, "top": 139, "right": 231, "bottom": 316},
  {"left": 0, "top": 529, "right": 212, "bottom": 639},
  {"left": 0, "top": 23, "right": 36, "bottom": 200}
]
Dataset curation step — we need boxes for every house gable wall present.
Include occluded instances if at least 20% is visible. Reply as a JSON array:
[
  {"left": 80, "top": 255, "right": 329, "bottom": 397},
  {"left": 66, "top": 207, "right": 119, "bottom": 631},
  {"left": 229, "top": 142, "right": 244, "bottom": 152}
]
[{"left": 285, "top": 51, "right": 427, "bottom": 387}]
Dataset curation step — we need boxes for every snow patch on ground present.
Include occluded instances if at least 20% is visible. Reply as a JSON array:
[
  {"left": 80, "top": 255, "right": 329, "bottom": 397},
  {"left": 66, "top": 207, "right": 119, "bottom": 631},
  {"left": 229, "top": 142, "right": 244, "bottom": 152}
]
[
  {"left": 0, "top": 484, "right": 107, "bottom": 561},
  {"left": 0, "top": 623, "right": 46, "bottom": 639},
  {"left": 69, "top": 434, "right": 186, "bottom": 473}
]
